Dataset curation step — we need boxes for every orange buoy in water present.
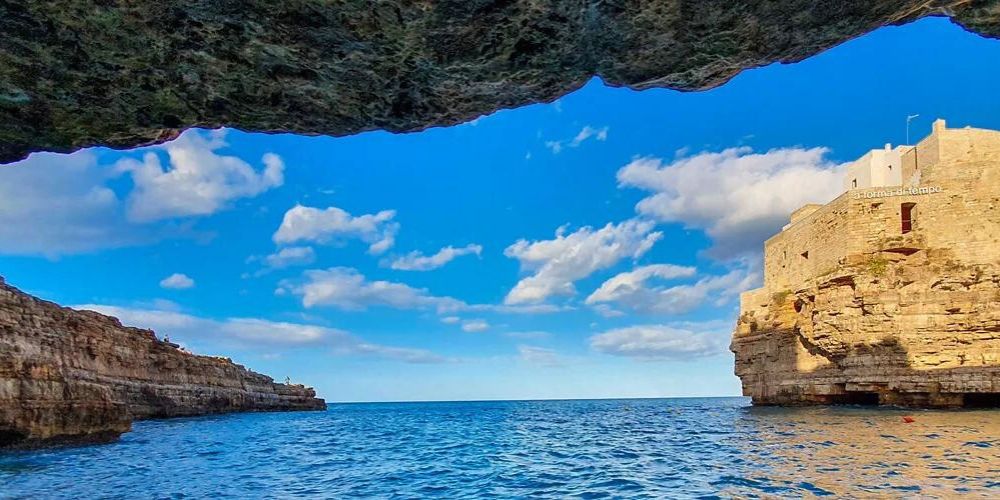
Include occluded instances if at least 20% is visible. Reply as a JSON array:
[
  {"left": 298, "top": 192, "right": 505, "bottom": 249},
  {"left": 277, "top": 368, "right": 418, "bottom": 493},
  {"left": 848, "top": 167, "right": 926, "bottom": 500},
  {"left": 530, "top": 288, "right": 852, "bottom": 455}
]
[{"left": 902, "top": 416, "right": 915, "bottom": 423}]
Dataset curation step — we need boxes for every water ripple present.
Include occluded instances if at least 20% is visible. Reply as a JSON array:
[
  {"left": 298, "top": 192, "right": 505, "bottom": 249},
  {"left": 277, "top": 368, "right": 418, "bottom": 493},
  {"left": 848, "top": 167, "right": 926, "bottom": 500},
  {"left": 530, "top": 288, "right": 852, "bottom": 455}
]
[{"left": 1, "top": 398, "right": 998, "bottom": 498}]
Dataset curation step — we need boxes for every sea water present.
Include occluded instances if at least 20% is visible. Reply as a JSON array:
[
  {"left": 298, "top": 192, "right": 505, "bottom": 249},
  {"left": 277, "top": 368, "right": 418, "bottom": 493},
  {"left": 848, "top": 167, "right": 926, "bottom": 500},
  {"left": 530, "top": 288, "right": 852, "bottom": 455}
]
[{"left": 1, "top": 397, "right": 997, "bottom": 498}]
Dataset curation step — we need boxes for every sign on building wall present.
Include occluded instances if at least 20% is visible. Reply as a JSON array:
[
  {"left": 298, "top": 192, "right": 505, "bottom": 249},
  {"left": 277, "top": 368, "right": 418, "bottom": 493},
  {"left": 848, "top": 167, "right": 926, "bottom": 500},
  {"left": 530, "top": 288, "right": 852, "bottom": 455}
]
[{"left": 852, "top": 186, "right": 943, "bottom": 200}]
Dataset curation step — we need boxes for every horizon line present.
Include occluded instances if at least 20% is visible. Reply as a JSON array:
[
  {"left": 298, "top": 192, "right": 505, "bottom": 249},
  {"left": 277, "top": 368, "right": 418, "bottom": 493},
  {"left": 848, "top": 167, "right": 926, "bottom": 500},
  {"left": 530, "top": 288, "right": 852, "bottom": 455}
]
[{"left": 325, "top": 395, "right": 749, "bottom": 405}]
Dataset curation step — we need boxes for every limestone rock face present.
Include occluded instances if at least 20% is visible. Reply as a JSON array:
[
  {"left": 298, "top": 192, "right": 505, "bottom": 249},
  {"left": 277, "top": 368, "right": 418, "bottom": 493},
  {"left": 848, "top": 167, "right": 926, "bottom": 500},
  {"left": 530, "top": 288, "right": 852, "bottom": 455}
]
[
  {"left": 2, "top": 1, "right": 998, "bottom": 162},
  {"left": 0, "top": 277, "right": 325, "bottom": 449},
  {"left": 732, "top": 122, "right": 1000, "bottom": 407},
  {"left": 732, "top": 255, "right": 1000, "bottom": 406}
]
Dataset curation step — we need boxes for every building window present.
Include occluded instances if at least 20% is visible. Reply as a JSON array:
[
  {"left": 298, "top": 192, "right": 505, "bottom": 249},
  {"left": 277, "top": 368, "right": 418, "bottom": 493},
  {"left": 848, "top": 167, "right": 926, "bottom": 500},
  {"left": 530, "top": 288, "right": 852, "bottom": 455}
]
[
  {"left": 901, "top": 203, "right": 915, "bottom": 234},
  {"left": 852, "top": 179, "right": 857, "bottom": 188},
  {"left": 800, "top": 251, "right": 809, "bottom": 259}
]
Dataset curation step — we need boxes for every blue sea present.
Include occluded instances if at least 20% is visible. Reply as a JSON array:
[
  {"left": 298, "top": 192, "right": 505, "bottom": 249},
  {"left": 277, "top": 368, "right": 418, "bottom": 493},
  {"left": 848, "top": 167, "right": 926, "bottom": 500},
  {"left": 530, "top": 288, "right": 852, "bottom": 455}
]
[{"left": 1, "top": 397, "right": 997, "bottom": 498}]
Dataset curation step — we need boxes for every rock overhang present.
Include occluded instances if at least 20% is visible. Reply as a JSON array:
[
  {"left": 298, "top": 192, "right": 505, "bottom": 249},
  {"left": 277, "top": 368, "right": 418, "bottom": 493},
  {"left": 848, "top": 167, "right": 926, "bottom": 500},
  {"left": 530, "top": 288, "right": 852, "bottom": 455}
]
[{"left": 1, "top": 0, "right": 999, "bottom": 163}]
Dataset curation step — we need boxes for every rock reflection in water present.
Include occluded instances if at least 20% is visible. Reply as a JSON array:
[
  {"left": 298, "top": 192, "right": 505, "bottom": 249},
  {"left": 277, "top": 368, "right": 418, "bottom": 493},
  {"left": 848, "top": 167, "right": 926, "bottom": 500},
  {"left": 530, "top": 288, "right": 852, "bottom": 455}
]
[{"left": 728, "top": 406, "right": 1000, "bottom": 497}]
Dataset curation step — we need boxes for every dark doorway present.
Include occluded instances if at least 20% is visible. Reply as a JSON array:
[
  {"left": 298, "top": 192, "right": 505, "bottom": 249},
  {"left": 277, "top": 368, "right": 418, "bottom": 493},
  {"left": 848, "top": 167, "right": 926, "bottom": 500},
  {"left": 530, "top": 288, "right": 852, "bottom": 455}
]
[{"left": 901, "top": 202, "right": 915, "bottom": 233}]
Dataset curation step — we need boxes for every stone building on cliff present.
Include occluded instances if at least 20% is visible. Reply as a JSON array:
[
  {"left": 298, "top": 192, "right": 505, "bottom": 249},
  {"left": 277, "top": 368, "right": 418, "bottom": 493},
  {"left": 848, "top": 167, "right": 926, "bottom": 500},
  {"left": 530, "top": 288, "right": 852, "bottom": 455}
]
[{"left": 732, "top": 119, "right": 1000, "bottom": 407}]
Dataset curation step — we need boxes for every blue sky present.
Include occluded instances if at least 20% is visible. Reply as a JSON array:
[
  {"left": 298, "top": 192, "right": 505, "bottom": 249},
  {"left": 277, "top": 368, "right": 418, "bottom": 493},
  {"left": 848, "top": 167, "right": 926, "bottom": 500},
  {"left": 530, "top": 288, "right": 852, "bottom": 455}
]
[{"left": 2, "top": 17, "right": 1000, "bottom": 402}]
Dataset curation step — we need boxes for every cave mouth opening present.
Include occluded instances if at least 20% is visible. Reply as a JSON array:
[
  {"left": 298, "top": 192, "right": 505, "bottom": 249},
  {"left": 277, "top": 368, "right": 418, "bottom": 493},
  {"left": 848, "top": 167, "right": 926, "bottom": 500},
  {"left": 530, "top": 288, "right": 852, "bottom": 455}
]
[
  {"left": 831, "top": 391, "right": 880, "bottom": 405},
  {"left": 0, "top": 429, "right": 28, "bottom": 448},
  {"left": 963, "top": 393, "right": 1000, "bottom": 408}
]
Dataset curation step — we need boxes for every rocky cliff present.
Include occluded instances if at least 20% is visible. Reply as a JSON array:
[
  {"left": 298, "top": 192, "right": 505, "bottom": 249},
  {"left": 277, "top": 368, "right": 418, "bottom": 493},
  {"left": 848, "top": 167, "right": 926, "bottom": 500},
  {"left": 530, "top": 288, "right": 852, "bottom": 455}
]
[
  {"left": 732, "top": 252, "right": 1000, "bottom": 407},
  {"left": 0, "top": 276, "right": 325, "bottom": 449},
  {"left": 3, "top": 0, "right": 1000, "bottom": 162},
  {"left": 732, "top": 122, "right": 1000, "bottom": 408}
]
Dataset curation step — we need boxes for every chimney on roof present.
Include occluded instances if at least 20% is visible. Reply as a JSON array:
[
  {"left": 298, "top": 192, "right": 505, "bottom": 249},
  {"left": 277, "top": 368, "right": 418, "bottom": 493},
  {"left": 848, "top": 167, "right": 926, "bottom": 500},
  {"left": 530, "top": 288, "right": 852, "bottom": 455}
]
[
  {"left": 884, "top": 143, "right": 892, "bottom": 151},
  {"left": 933, "top": 119, "right": 947, "bottom": 133}
]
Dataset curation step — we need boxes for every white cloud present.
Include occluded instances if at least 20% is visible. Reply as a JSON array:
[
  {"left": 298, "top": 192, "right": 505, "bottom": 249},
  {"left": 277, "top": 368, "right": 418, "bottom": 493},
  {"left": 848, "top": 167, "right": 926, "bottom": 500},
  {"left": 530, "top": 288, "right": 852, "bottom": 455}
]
[
  {"left": 617, "top": 148, "right": 844, "bottom": 259},
  {"left": 279, "top": 267, "right": 464, "bottom": 312},
  {"left": 468, "top": 303, "right": 573, "bottom": 315},
  {"left": 273, "top": 204, "right": 399, "bottom": 255},
  {"left": 586, "top": 266, "right": 758, "bottom": 315},
  {"left": 386, "top": 244, "right": 483, "bottom": 271},
  {"left": 73, "top": 304, "right": 448, "bottom": 363},
  {"left": 252, "top": 245, "right": 317, "bottom": 271},
  {"left": 265, "top": 246, "right": 316, "bottom": 269},
  {"left": 159, "top": 273, "right": 195, "bottom": 290},
  {"left": 586, "top": 264, "right": 696, "bottom": 303},
  {"left": 570, "top": 125, "right": 609, "bottom": 146},
  {"left": 0, "top": 151, "right": 158, "bottom": 255},
  {"left": 591, "top": 304, "right": 626, "bottom": 318},
  {"left": 517, "top": 345, "right": 563, "bottom": 367},
  {"left": 245, "top": 246, "right": 318, "bottom": 278},
  {"left": 546, "top": 125, "right": 609, "bottom": 154},
  {"left": 504, "top": 219, "right": 662, "bottom": 304},
  {"left": 117, "top": 130, "right": 284, "bottom": 222},
  {"left": 440, "top": 316, "right": 461, "bottom": 324},
  {"left": 461, "top": 319, "right": 490, "bottom": 333},
  {"left": 0, "top": 130, "right": 282, "bottom": 256},
  {"left": 279, "top": 268, "right": 569, "bottom": 316},
  {"left": 589, "top": 324, "right": 728, "bottom": 361}
]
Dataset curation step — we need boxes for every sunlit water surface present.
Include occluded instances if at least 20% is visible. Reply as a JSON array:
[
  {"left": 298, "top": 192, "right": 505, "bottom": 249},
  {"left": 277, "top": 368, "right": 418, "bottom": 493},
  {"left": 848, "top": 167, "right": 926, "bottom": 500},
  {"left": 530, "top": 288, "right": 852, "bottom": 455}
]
[{"left": 1, "top": 398, "right": 998, "bottom": 498}]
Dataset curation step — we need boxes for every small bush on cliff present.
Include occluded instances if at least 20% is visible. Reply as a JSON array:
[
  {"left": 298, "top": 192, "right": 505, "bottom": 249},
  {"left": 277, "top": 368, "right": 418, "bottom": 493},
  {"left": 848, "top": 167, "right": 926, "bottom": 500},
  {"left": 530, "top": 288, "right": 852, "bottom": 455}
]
[
  {"left": 771, "top": 290, "right": 791, "bottom": 305},
  {"left": 867, "top": 255, "right": 888, "bottom": 277}
]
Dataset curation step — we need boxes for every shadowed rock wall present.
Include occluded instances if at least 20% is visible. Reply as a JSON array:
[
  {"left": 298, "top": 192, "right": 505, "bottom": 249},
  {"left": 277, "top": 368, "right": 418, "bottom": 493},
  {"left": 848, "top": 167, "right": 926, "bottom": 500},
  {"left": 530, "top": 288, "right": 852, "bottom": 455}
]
[
  {"left": 0, "top": 277, "right": 325, "bottom": 449},
  {"left": 2, "top": 0, "right": 999, "bottom": 162}
]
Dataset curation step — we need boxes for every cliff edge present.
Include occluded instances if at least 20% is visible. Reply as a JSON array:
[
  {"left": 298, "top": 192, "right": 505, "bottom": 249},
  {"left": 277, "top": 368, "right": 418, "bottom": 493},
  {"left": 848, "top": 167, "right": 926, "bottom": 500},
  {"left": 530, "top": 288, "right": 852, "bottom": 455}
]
[
  {"left": 0, "top": 277, "right": 325, "bottom": 449},
  {"left": 731, "top": 120, "right": 1000, "bottom": 407}
]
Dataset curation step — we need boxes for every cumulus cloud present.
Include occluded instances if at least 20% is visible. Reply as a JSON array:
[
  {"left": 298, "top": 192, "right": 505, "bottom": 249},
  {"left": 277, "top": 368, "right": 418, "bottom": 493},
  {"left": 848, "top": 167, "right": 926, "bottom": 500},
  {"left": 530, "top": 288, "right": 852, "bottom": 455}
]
[
  {"left": 247, "top": 246, "right": 317, "bottom": 277},
  {"left": 0, "top": 151, "right": 156, "bottom": 255},
  {"left": 591, "top": 304, "right": 626, "bottom": 318},
  {"left": 617, "top": 148, "right": 845, "bottom": 259},
  {"left": 73, "top": 304, "right": 448, "bottom": 363},
  {"left": 264, "top": 246, "right": 316, "bottom": 269},
  {"left": 279, "top": 268, "right": 568, "bottom": 315},
  {"left": 0, "top": 130, "right": 283, "bottom": 256},
  {"left": 159, "top": 273, "right": 195, "bottom": 289},
  {"left": 503, "top": 219, "right": 662, "bottom": 304},
  {"left": 117, "top": 130, "right": 284, "bottom": 222},
  {"left": 386, "top": 244, "right": 483, "bottom": 271},
  {"left": 461, "top": 319, "right": 490, "bottom": 333},
  {"left": 589, "top": 324, "right": 728, "bottom": 361},
  {"left": 586, "top": 264, "right": 696, "bottom": 303},
  {"left": 546, "top": 125, "right": 609, "bottom": 154},
  {"left": 517, "top": 345, "right": 563, "bottom": 367},
  {"left": 587, "top": 266, "right": 758, "bottom": 315},
  {"left": 278, "top": 267, "right": 465, "bottom": 312},
  {"left": 440, "top": 316, "right": 462, "bottom": 324},
  {"left": 470, "top": 303, "right": 573, "bottom": 315},
  {"left": 273, "top": 204, "right": 399, "bottom": 254}
]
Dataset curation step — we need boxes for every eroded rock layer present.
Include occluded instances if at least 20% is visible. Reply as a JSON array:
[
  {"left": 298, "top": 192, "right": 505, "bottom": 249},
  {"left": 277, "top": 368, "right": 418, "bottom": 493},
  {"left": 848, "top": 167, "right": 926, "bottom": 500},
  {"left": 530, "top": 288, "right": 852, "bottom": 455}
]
[
  {"left": 0, "top": 277, "right": 325, "bottom": 449},
  {"left": 2, "top": 0, "right": 1000, "bottom": 162},
  {"left": 732, "top": 121, "right": 1000, "bottom": 407}
]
